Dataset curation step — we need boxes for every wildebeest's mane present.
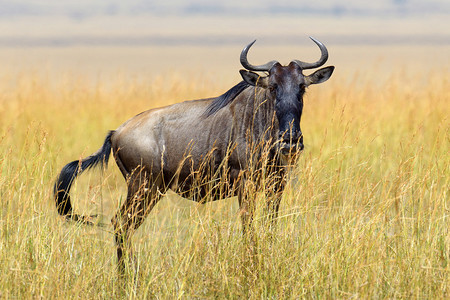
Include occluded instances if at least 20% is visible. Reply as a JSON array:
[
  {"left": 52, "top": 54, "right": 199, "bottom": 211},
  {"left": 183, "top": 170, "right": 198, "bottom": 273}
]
[{"left": 204, "top": 81, "right": 250, "bottom": 117}]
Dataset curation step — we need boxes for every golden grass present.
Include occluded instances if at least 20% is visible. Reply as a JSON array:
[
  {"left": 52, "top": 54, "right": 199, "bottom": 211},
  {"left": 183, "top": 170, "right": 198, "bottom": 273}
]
[{"left": 0, "top": 62, "right": 448, "bottom": 298}]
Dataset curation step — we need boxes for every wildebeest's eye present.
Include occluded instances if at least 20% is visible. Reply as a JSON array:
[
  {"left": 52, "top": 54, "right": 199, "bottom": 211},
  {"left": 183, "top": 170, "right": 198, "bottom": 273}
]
[
  {"left": 269, "top": 84, "right": 277, "bottom": 93},
  {"left": 299, "top": 85, "right": 306, "bottom": 94}
]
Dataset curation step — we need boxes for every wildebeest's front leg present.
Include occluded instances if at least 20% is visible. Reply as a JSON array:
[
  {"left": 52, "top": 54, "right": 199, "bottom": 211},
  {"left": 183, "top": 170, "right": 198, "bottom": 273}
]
[
  {"left": 265, "top": 170, "right": 286, "bottom": 226},
  {"left": 111, "top": 171, "right": 163, "bottom": 276},
  {"left": 237, "top": 178, "right": 256, "bottom": 236}
]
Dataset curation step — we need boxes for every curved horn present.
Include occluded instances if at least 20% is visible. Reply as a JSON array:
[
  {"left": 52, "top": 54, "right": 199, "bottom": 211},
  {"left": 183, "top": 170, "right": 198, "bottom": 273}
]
[
  {"left": 240, "top": 40, "right": 278, "bottom": 72},
  {"left": 293, "top": 36, "right": 329, "bottom": 70}
]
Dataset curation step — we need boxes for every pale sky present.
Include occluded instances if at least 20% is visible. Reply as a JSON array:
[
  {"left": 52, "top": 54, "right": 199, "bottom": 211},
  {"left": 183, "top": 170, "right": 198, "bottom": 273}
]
[{"left": 0, "top": 1, "right": 448, "bottom": 46}]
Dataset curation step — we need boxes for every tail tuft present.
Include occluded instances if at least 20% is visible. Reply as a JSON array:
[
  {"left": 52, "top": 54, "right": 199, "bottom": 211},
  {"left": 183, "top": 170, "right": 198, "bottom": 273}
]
[{"left": 54, "top": 131, "right": 114, "bottom": 219}]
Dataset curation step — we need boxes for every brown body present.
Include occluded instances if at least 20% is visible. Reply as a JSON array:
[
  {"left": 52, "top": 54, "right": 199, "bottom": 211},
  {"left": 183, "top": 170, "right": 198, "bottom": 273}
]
[
  {"left": 54, "top": 37, "right": 334, "bottom": 274},
  {"left": 112, "top": 87, "right": 275, "bottom": 198}
]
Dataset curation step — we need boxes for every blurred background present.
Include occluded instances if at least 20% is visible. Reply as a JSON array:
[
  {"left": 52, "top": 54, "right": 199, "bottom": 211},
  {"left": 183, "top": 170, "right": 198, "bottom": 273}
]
[
  {"left": 0, "top": 0, "right": 448, "bottom": 85},
  {"left": 1, "top": 3, "right": 449, "bottom": 298}
]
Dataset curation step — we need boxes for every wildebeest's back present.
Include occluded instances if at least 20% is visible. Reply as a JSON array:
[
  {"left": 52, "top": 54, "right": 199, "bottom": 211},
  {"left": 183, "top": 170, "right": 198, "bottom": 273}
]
[{"left": 111, "top": 97, "right": 235, "bottom": 185}]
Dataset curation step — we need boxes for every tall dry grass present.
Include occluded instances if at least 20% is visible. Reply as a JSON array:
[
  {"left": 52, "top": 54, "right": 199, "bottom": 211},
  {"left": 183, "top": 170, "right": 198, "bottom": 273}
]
[{"left": 0, "top": 66, "right": 448, "bottom": 298}]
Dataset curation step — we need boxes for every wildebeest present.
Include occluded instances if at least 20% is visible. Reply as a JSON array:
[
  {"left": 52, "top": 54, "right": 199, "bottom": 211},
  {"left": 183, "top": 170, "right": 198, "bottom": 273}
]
[{"left": 54, "top": 37, "right": 334, "bottom": 273}]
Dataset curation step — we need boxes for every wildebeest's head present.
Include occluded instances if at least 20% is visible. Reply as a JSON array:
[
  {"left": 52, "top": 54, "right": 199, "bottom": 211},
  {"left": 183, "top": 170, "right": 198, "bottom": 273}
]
[{"left": 239, "top": 37, "right": 334, "bottom": 154}]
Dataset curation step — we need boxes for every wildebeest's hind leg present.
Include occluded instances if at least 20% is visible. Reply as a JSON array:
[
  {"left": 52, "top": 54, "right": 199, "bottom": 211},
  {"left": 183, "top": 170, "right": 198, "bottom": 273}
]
[{"left": 111, "top": 170, "right": 164, "bottom": 276}]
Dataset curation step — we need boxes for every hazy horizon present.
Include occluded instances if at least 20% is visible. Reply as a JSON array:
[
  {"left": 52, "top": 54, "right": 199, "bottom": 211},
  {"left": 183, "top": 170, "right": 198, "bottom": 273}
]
[
  {"left": 0, "top": 0, "right": 448, "bottom": 82},
  {"left": 2, "top": 0, "right": 450, "bottom": 18},
  {"left": 0, "top": 1, "right": 449, "bottom": 47}
]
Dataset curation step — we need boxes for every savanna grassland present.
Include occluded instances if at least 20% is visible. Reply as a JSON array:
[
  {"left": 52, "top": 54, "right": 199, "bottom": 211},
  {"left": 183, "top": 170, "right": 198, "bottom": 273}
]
[{"left": 0, "top": 45, "right": 448, "bottom": 298}]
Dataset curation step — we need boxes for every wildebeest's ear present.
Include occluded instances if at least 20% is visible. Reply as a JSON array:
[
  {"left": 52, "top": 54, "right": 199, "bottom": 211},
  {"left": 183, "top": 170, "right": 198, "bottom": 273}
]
[
  {"left": 239, "top": 70, "right": 269, "bottom": 88},
  {"left": 305, "top": 66, "right": 335, "bottom": 85}
]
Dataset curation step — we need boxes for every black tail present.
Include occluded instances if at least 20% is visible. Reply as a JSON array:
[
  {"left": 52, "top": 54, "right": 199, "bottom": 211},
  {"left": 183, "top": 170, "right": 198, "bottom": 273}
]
[{"left": 54, "top": 131, "right": 114, "bottom": 223}]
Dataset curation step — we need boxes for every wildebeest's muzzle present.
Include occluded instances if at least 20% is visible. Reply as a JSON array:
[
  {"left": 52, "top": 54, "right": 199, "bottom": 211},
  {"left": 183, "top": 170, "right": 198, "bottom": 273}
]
[{"left": 278, "top": 130, "right": 304, "bottom": 155}]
